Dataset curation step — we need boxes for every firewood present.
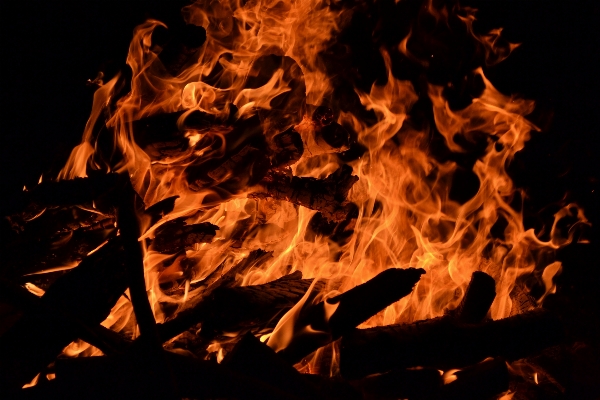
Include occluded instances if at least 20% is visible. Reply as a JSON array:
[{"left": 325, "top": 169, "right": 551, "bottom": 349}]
[
  {"left": 27, "top": 173, "right": 121, "bottom": 207},
  {"left": 453, "top": 270, "right": 497, "bottom": 324},
  {"left": 0, "top": 237, "right": 129, "bottom": 390},
  {"left": 441, "top": 357, "right": 509, "bottom": 400},
  {"left": 115, "top": 181, "right": 177, "bottom": 398},
  {"left": 339, "top": 309, "right": 565, "bottom": 380},
  {"left": 270, "top": 127, "right": 304, "bottom": 168},
  {"left": 151, "top": 217, "right": 218, "bottom": 254},
  {"left": 21, "top": 350, "right": 305, "bottom": 400},
  {"left": 274, "top": 268, "right": 425, "bottom": 365},
  {"left": 223, "top": 333, "right": 324, "bottom": 400},
  {"left": 250, "top": 164, "right": 359, "bottom": 222},
  {"left": 357, "top": 367, "right": 442, "bottom": 400},
  {"left": 158, "top": 268, "right": 314, "bottom": 343}
]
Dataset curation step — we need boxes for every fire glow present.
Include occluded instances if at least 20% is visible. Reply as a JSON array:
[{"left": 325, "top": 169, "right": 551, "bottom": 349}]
[{"left": 3, "top": 0, "right": 592, "bottom": 398}]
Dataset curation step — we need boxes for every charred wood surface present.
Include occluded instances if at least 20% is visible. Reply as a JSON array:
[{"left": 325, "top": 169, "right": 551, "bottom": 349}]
[
  {"left": 454, "top": 270, "right": 497, "bottom": 323},
  {"left": 358, "top": 367, "right": 442, "bottom": 400},
  {"left": 151, "top": 217, "right": 218, "bottom": 253},
  {"left": 339, "top": 309, "right": 565, "bottom": 379},
  {"left": 441, "top": 357, "right": 509, "bottom": 400},
  {"left": 251, "top": 165, "right": 358, "bottom": 222},
  {"left": 158, "top": 268, "right": 313, "bottom": 343}
]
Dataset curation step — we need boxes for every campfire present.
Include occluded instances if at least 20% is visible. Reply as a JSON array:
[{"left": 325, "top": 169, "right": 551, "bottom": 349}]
[{"left": 1, "top": 0, "right": 597, "bottom": 398}]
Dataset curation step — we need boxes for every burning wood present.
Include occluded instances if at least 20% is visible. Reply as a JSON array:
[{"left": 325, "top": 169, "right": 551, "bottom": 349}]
[{"left": 1, "top": 0, "right": 594, "bottom": 397}]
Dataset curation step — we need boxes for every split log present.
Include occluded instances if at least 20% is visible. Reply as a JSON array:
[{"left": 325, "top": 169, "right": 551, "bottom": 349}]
[
  {"left": 270, "top": 127, "right": 304, "bottom": 168},
  {"left": 223, "top": 333, "right": 324, "bottom": 400},
  {"left": 339, "top": 309, "right": 565, "bottom": 379},
  {"left": 441, "top": 357, "right": 509, "bottom": 400},
  {"left": 357, "top": 367, "right": 442, "bottom": 400},
  {"left": 274, "top": 268, "right": 425, "bottom": 365},
  {"left": 0, "top": 237, "right": 128, "bottom": 390},
  {"left": 250, "top": 164, "right": 358, "bottom": 222},
  {"left": 151, "top": 217, "right": 218, "bottom": 254}
]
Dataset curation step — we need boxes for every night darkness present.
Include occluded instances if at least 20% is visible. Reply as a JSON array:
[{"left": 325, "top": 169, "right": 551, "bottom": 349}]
[{"left": 1, "top": 0, "right": 599, "bottom": 396}]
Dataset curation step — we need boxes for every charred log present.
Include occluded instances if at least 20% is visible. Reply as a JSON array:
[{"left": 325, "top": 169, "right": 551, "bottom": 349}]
[
  {"left": 151, "top": 218, "right": 218, "bottom": 254},
  {"left": 251, "top": 164, "right": 358, "bottom": 222},
  {"left": 20, "top": 350, "right": 304, "bottom": 400},
  {"left": 339, "top": 309, "right": 565, "bottom": 379},
  {"left": 453, "top": 270, "right": 497, "bottom": 324},
  {"left": 441, "top": 357, "right": 509, "bottom": 400},
  {"left": 0, "top": 237, "right": 128, "bottom": 390},
  {"left": 223, "top": 333, "right": 324, "bottom": 400},
  {"left": 357, "top": 367, "right": 443, "bottom": 400},
  {"left": 275, "top": 268, "right": 424, "bottom": 365},
  {"left": 158, "top": 270, "right": 314, "bottom": 343}
]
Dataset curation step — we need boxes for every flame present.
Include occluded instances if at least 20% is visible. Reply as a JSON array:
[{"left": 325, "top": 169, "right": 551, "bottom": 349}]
[{"left": 54, "top": 0, "right": 588, "bottom": 377}]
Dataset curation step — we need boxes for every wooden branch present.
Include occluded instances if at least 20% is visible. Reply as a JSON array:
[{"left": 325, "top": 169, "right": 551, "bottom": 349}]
[
  {"left": 339, "top": 309, "right": 565, "bottom": 379},
  {"left": 275, "top": 268, "right": 425, "bottom": 365},
  {"left": 250, "top": 165, "right": 358, "bottom": 222}
]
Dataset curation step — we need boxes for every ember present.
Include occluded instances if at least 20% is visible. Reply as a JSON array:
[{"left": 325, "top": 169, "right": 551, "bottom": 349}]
[{"left": 2, "top": 0, "right": 598, "bottom": 398}]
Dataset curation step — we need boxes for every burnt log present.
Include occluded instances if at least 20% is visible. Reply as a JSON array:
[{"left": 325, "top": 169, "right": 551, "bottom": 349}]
[
  {"left": 223, "top": 333, "right": 324, "bottom": 400},
  {"left": 158, "top": 268, "right": 314, "bottom": 343},
  {"left": 270, "top": 127, "right": 304, "bottom": 168},
  {"left": 20, "top": 350, "right": 304, "bottom": 400},
  {"left": 453, "top": 270, "right": 497, "bottom": 324},
  {"left": 251, "top": 164, "right": 358, "bottom": 222},
  {"left": 357, "top": 367, "right": 442, "bottom": 400},
  {"left": 339, "top": 309, "right": 565, "bottom": 380},
  {"left": 0, "top": 237, "right": 129, "bottom": 390},
  {"left": 441, "top": 357, "right": 509, "bottom": 400},
  {"left": 151, "top": 217, "right": 218, "bottom": 254},
  {"left": 274, "top": 268, "right": 425, "bottom": 364}
]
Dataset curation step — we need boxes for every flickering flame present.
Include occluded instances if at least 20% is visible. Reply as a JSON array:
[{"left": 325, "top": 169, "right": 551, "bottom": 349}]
[{"left": 54, "top": 0, "right": 588, "bottom": 376}]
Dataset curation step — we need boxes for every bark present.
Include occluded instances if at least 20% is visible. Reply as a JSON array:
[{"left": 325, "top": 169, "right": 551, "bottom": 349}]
[
  {"left": 339, "top": 309, "right": 565, "bottom": 379},
  {"left": 250, "top": 164, "right": 358, "bottom": 222},
  {"left": 151, "top": 218, "right": 218, "bottom": 254},
  {"left": 454, "top": 270, "right": 497, "bottom": 324}
]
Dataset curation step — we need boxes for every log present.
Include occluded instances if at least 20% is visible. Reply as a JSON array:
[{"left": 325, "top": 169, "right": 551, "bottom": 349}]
[
  {"left": 151, "top": 217, "right": 218, "bottom": 254},
  {"left": 250, "top": 164, "right": 358, "bottom": 222},
  {"left": 357, "top": 367, "right": 442, "bottom": 400},
  {"left": 339, "top": 309, "right": 565, "bottom": 379},
  {"left": 454, "top": 270, "right": 496, "bottom": 324},
  {"left": 157, "top": 268, "right": 314, "bottom": 343},
  {"left": 441, "top": 357, "right": 509, "bottom": 400},
  {"left": 0, "top": 237, "right": 128, "bottom": 390},
  {"left": 19, "top": 350, "right": 304, "bottom": 400},
  {"left": 27, "top": 173, "right": 121, "bottom": 207},
  {"left": 270, "top": 127, "right": 304, "bottom": 168},
  {"left": 274, "top": 268, "right": 425, "bottom": 365},
  {"left": 223, "top": 333, "right": 324, "bottom": 400}
]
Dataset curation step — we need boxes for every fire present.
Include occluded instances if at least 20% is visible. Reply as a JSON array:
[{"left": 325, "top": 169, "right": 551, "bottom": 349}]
[{"left": 45, "top": 0, "right": 587, "bottom": 380}]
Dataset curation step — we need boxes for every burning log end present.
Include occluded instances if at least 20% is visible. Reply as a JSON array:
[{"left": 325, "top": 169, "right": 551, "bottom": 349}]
[
  {"left": 270, "top": 127, "right": 304, "bottom": 168},
  {"left": 441, "top": 357, "right": 509, "bottom": 400},
  {"left": 454, "top": 270, "right": 496, "bottom": 324}
]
